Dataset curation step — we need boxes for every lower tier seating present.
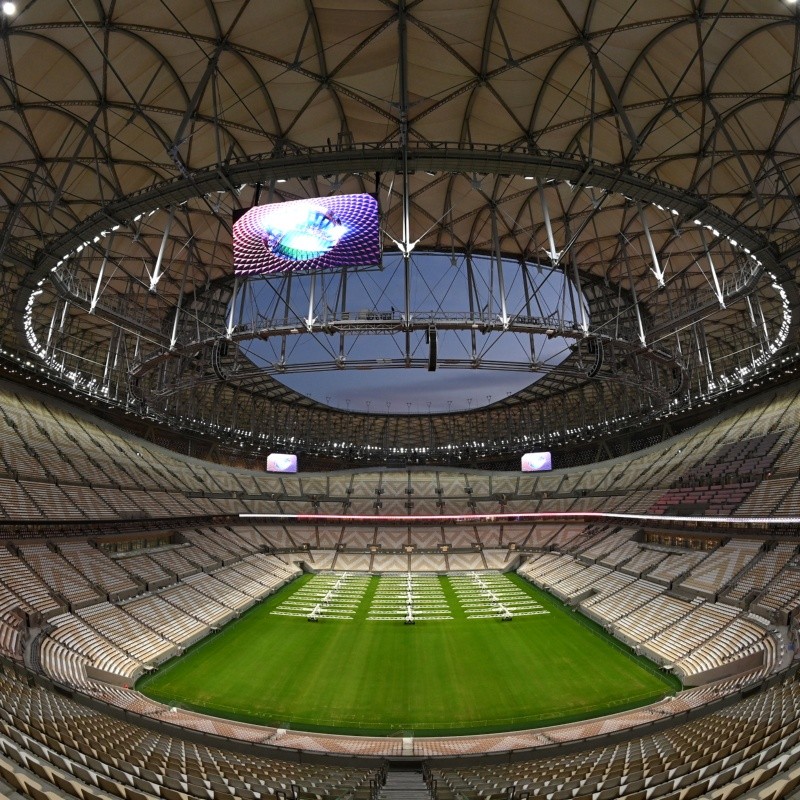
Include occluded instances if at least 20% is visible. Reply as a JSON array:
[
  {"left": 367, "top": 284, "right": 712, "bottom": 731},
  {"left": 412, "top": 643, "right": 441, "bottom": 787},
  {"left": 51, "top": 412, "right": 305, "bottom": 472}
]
[
  {"left": 519, "top": 551, "right": 782, "bottom": 682},
  {"left": 39, "top": 554, "right": 302, "bottom": 687},
  {"left": 0, "top": 660, "right": 381, "bottom": 800},
  {"left": 429, "top": 670, "right": 800, "bottom": 800}
]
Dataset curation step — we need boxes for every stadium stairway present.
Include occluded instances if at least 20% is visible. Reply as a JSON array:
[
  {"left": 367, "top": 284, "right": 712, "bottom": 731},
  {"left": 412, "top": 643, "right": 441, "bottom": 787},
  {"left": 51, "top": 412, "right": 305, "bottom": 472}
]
[
  {"left": 0, "top": 772, "right": 26, "bottom": 800},
  {"left": 380, "top": 765, "right": 430, "bottom": 800}
]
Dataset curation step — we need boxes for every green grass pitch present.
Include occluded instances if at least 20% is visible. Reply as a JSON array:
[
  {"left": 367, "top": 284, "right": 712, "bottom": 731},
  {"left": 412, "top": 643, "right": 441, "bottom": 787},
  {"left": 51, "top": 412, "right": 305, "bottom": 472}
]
[{"left": 137, "top": 573, "right": 680, "bottom": 736}]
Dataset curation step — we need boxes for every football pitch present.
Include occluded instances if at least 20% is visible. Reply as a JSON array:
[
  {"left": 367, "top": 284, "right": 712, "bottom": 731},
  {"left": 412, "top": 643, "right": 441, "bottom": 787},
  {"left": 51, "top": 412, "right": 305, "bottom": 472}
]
[{"left": 137, "top": 572, "right": 680, "bottom": 736}]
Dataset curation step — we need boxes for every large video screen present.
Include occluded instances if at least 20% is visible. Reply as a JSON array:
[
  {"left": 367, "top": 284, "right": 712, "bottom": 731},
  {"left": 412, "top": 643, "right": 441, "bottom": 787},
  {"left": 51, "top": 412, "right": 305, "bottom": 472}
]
[
  {"left": 267, "top": 453, "right": 298, "bottom": 473},
  {"left": 521, "top": 451, "right": 552, "bottom": 472},
  {"left": 234, "top": 194, "right": 380, "bottom": 276}
]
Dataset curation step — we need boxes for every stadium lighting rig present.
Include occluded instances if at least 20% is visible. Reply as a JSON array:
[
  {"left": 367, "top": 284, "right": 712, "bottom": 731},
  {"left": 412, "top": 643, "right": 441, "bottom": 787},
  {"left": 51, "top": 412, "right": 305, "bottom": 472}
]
[{"left": 15, "top": 142, "right": 799, "bottom": 463}]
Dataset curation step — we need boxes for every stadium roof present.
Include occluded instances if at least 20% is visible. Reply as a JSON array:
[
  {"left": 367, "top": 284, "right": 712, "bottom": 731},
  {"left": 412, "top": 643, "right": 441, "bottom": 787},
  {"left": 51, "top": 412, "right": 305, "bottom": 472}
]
[{"left": 2, "top": 0, "right": 800, "bottom": 463}]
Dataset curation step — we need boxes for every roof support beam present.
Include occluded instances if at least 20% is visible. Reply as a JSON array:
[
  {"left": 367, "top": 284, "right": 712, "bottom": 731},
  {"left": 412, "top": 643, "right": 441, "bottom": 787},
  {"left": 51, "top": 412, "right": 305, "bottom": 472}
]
[
  {"left": 169, "top": 46, "right": 223, "bottom": 175},
  {"left": 637, "top": 203, "right": 665, "bottom": 288},
  {"left": 584, "top": 45, "right": 640, "bottom": 159}
]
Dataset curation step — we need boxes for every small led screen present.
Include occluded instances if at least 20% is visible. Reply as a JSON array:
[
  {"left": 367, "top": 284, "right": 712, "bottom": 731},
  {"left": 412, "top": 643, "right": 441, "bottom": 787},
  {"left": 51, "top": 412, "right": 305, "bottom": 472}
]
[
  {"left": 266, "top": 453, "right": 298, "bottom": 473},
  {"left": 234, "top": 194, "right": 380, "bottom": 275},
  {"left": 521, "top": 451, "right": 552, "bottom": 472}
]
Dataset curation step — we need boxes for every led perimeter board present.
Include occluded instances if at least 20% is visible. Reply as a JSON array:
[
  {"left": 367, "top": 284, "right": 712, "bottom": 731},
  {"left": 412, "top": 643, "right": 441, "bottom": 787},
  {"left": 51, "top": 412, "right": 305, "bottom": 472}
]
[
  {"left": 521, "top": 451, "right": 553, "bottom": 472},
  {"left": 234, "top": 194, "right": 381, "bottom": 276}
]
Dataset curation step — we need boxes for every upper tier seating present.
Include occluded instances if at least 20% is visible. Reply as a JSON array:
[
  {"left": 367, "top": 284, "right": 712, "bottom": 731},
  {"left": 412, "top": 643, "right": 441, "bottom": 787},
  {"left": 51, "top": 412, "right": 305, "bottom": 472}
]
[{"left": 3, "top": 377, "right": 800, "bottom": 527}]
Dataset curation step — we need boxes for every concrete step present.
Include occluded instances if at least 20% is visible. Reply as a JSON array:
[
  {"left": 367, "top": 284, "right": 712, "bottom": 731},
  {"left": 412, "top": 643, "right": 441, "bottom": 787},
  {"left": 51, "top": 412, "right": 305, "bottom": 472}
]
[{"left": 379, "top": 768, "right": 429, "bottom": 800}]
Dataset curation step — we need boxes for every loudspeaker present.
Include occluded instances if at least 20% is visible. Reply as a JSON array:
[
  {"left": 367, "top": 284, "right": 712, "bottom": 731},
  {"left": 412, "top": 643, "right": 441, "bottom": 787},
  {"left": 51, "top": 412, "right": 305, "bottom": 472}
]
[
  {"left": 587, "top": 337, "right": 603, "bottom": 378},
  {"left": 212, "top": 338, "right": 229, "bottom": 380},
  {"left": 670, "top": 366, "right": 685, "bottom": 397},
  {"left": 128, "top": 377, "right": 144, "bottom": 403},
  {"left": 427, "top": 326, "right": 438, "bottom": 372}
]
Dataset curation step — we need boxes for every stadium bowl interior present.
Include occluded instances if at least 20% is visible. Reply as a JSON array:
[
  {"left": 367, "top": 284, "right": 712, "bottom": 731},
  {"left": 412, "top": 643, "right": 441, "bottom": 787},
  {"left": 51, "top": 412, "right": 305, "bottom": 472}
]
[{"left": 3, "top": 1, "right": 800, "bottom": 798}]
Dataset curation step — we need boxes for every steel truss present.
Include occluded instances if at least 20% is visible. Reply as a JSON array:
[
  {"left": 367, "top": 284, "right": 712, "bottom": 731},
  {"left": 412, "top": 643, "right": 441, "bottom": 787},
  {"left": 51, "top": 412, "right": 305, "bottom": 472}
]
[{"left": 16, "top": 145, "right": 800, "bottom": 462}]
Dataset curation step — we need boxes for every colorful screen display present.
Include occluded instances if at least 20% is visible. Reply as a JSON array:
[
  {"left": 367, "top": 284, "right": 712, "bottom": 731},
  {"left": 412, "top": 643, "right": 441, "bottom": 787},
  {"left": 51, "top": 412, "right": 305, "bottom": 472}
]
[
  {"left": 521, "top": 451, "right": 552, "bottom": 472},
  {"left": 266, "top": 453, "right": 298, "bottom": 473},
  {"left": 234, "top": 194, "right": 380, "bottom": 275}
]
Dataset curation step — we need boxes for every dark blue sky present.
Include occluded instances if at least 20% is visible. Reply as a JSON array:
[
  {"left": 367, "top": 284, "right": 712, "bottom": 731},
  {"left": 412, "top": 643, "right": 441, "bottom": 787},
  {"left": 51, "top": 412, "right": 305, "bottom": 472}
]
[{"left": 239, "top": 251, "right": 579, "bottom": 413}]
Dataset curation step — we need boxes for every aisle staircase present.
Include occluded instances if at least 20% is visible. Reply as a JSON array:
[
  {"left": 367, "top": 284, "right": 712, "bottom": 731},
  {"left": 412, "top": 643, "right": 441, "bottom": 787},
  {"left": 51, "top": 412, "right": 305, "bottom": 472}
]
[{"left": 378, "top": 765, "right": 430, "bottom": 800}]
